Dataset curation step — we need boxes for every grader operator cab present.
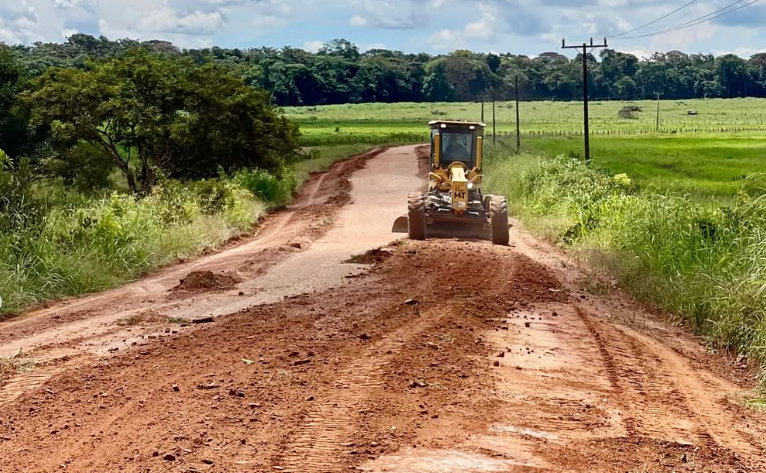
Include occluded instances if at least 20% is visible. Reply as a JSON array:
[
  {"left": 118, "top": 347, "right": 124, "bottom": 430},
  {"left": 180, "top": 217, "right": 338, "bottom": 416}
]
[{"left": 394, "top": 120, "right": 509, "bottom": 245}]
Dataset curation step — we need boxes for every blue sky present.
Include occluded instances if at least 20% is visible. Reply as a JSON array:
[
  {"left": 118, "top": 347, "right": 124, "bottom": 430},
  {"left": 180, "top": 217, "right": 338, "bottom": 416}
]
[{"left": 1, "top": 0, "right": 765, "bottom": 59}]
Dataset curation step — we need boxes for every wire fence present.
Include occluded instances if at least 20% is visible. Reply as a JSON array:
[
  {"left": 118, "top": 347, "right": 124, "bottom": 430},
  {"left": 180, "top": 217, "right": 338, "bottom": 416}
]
[{"left": 300, "top": 124, "right": 766, "bottom": 146}]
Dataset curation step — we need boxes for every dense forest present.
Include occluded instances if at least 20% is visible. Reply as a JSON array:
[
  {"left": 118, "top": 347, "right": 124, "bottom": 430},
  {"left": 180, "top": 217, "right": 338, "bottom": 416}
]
[{"left": 6, "top": 34, "right": 765, "bottom": 109}]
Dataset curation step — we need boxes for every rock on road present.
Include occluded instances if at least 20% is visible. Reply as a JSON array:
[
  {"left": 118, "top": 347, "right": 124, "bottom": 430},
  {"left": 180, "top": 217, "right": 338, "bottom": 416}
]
[{"left": 0, "top": 145, "right": 764, "bottom": 473}]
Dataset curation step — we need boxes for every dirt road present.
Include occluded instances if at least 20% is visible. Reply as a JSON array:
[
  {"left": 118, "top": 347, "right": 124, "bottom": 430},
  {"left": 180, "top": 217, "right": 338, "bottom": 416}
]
[{"left": 0, "top": 145, "right": 764, "bottom": 472}]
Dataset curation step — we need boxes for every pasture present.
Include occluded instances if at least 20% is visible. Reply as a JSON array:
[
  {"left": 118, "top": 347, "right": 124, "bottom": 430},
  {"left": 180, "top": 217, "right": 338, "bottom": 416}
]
[{"left": 288, "top": 98, "right": 766, "bottom": 203}]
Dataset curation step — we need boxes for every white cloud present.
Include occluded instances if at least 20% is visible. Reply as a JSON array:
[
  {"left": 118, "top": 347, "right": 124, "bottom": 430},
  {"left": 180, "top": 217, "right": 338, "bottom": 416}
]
[
  {"left": 0, "top": 0, "right": 762, "bottom": 58},
  {"left": 140, "top": 9, "right": 225, "bottom": 35},
  {"left": 302, "top": 40, "right": 324, "bottom": 53},
  {"left": 427, "top": 28, "right": 465, "bottom": 51},
  {"left": 359, "top": 42, "right": 387, "bottom": 52},
  {"left": 463, "top": 3, "right": 498, "bottom": 42}
]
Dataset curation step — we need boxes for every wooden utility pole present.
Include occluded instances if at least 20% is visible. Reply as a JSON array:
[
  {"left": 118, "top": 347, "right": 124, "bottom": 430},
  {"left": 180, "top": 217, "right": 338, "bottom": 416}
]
[
  {"left": 515, "top": 75, "right": 521, "bottom": 152},
  {"left": 481, "top": 101, "right": 485, "bottom": 123},
  {"left": 492, "top": 99, "right": 496, "bottom": 146},
  {"left": 655, "top": 92, "right": 661, "bottom": 132},
  {"left": 562, "top": 38, "right": 608, "bottom": 165}
]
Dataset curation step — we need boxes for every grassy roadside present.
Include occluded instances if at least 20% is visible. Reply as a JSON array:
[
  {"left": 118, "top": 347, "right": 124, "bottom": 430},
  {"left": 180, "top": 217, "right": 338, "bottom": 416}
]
[
  {"left": 0, "top": 144, "right": 386, "bottom": 319},
  {"left": 483, "top": 146, "right": 766, "bottom": 387}
]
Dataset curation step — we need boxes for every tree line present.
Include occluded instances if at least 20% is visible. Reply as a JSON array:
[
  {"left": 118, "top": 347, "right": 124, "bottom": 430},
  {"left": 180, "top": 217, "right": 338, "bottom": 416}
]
[{"left": 7, "top": 35, "right": 766, "bottom": 107}]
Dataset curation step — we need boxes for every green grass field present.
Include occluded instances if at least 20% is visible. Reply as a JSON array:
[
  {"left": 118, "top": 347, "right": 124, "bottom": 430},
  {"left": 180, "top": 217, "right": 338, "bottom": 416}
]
[
  {"left": 287, "top": 98, "right": 766, "bottom": 140},
  {"left": 289, "top": 98, "right": 766, "bottom": 204},
  {"left": 517, "top": 134, "right": 766, "bottom": 203}
]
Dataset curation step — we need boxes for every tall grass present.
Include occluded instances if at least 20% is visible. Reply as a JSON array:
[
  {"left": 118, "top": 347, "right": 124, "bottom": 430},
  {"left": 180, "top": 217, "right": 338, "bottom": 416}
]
[
  {"left": 0, "top": 176, "right": 266, "bottom": 317},
  {"left": 484, "top": 148, "right": 766, "bottom": 385}
]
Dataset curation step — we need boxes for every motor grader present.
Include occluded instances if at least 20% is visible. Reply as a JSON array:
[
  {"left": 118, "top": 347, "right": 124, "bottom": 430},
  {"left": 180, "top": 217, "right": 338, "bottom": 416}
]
[{"left": 394, "top": 120, "right": 509, "bottom": 245}]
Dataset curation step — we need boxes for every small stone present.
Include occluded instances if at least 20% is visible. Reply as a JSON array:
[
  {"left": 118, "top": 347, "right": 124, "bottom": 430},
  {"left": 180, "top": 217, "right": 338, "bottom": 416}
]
[
  {"left": 404, "top": 299, "right": 419, "bottom": 305},
  {"left": 524, "top": 322, "right": 531, "bottom": 328},
  {"left": 202, "top": 459, "right": 214, "bottom": 465},
  {"left": 162, "top": 453, "right": 176, "bottom": 462},
  {"left": 359, "top": 333, "right": 371, "bottom": 341},
  {"left": 172, "top": 384, "right": 180, "bottom": 392},
  {"left": 306, "top": 396, "right": 315, "bottom": 401},
  {"left": 497, "top": 352, "right": 505, "bottom": 358},
  {"left": 493, "top": 361, "right": 500, "bottom": 367}
]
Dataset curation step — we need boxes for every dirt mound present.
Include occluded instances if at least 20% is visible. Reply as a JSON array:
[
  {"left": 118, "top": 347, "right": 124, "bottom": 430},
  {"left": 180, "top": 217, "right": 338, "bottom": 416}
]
[
  {"left": 345, "top": 247, "right": 394, "bottom": 264},
  {"left": 174, "top": 270, "right": 241, "bottom": 291}
]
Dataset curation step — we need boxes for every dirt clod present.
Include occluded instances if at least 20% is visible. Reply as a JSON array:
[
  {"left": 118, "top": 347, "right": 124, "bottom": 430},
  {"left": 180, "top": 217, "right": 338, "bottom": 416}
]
[{"left": 175, "top": 271, "right": 241, "bottom": 291}]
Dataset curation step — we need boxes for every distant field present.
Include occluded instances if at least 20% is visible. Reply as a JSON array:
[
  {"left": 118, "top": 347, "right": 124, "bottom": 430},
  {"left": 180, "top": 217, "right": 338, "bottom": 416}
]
[
  {"left": 289, "top": 99, "right": 766, "bottom": 203},
  {"left": 516, "top": 134, "right": 766, "bottom": 203},
  {"left": 286, "top": 98, "right": 766, "bottom": 142}
]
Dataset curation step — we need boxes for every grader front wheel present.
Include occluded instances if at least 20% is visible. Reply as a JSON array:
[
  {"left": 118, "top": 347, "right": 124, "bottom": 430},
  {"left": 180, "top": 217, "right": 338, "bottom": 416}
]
[
  {"left": 490, "top": 195, "right": 509, "bottom": 246},
  {"left": 408, "top": 191, "right": 427, "bottom": 240}
]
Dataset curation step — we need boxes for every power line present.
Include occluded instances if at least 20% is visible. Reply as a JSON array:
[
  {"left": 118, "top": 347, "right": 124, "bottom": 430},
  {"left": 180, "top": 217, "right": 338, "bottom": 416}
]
[
  {"left": 615, "top": 0, "right": 759, "bottom": 39},
  {"left": 609, "top": 0, "right": 700, "bottom": 39}
]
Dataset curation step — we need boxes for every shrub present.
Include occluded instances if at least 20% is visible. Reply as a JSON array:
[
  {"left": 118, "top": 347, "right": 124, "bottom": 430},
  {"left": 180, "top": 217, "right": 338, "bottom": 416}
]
[
  {"left": 618, "top": 105, "right": 642, "bottom": 119},
  {"left": 234, "top": 168, "right": 296, "bottom": 208}
]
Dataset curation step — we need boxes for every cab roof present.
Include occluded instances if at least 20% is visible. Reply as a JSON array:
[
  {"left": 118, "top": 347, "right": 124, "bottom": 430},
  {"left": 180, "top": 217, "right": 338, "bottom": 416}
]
[{"left": 428, "top": 120, "right": 486, "bottom": 128}]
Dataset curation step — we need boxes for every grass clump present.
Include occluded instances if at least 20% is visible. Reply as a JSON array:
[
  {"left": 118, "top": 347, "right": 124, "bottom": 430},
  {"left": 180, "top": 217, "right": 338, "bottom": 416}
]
[{"left": 484, "top": 147, "right": 766, "bottom": 386}]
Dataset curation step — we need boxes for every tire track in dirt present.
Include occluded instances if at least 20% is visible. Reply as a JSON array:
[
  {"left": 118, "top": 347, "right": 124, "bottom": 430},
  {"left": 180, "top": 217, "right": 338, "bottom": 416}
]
[
  {"left": 573, "top": 305, "right": 640, "bottom": 439},
  {"left": 278, "top": 312, "right": 440, "bottom": 472},
  {"left": 572, "top": 301, "right": 762, "bottom": 466},
  {"left": 618, "top": 324, "right": 764, "bottom": 456}
]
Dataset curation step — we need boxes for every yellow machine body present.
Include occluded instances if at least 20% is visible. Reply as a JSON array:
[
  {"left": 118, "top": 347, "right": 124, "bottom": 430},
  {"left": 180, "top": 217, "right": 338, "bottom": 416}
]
[
  {"left": 395, "top": 119, "right": 509, "bottom": 246},
  {"left": 427, "top": 121, "right": 485, "bottom": 217}
]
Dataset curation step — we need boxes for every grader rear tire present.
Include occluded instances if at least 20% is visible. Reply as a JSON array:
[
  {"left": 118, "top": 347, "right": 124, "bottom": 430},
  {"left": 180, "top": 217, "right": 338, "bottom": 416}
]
[
  {"left": 408, "top": 192, "right": 427, "bottom": 240},
  {"left": 490, "top": 195, "right": 509, "bottom": 246}
]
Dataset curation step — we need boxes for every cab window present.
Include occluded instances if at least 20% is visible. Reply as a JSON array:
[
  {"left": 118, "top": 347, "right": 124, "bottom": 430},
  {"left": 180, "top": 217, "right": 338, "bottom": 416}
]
[{"left": 441, "top": 131, "right": 474, "bottom": 165}]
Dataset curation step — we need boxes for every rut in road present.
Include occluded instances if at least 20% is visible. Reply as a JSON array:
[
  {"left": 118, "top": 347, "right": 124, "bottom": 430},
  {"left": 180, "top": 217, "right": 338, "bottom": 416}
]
[{"left": 278, "top": 249, "right": 524, "bottom": 472}]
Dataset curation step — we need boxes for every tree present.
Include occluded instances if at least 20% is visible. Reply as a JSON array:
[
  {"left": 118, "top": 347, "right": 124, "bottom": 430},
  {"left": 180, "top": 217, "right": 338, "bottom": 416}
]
[
  {"left": 165, "top": 64, "right": 299, "bottom": 178},
  {"left": 25, "top": 51, "right": 299, "bottom": 191},
  {"left": 0, "top": 46, "right": 32, "bottom": 159},
  {"left": 717, "top": 54, "right": 749, "bottom": 97},
  {"left": 422, "top": 62, "right": 454, "bottom": 102},
  {"left": 319, "top": 39, "right": 360, "bottom": 62}
]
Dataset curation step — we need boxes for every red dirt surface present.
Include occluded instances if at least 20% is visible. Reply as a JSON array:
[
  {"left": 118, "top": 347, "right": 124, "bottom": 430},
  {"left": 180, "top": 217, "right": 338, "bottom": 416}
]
[{"left": 0, "top": 145, "right": 764, "bottom": 473}]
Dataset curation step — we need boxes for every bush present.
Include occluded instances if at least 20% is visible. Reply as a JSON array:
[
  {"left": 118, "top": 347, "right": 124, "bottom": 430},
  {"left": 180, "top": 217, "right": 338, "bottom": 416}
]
[
  {"left": 234, "top": 168, "right": 296, "bottom": 208},
  {"left": 41, "top": 142, "right": 115, "bottom": 193},
  {"left": 618, "top": 105, "right": 642, "bottom": 119}
]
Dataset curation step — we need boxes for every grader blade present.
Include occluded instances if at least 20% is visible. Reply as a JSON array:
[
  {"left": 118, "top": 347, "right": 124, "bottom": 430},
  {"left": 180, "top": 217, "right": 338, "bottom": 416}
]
[{"left": 392, "top": 215, "right": 409, "bottom": 233}]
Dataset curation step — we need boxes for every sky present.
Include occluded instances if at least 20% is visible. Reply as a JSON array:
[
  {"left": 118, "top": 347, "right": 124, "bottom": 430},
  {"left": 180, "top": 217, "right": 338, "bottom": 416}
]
[{"left": 1, "top": 0, "right": 765, "bottom": 59}]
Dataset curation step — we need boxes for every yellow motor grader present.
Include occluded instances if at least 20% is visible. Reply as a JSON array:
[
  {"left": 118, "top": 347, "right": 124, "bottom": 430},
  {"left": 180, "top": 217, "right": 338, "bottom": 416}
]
[{"left": 394, "top": 120, "right": 509, "bottom": 245}]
